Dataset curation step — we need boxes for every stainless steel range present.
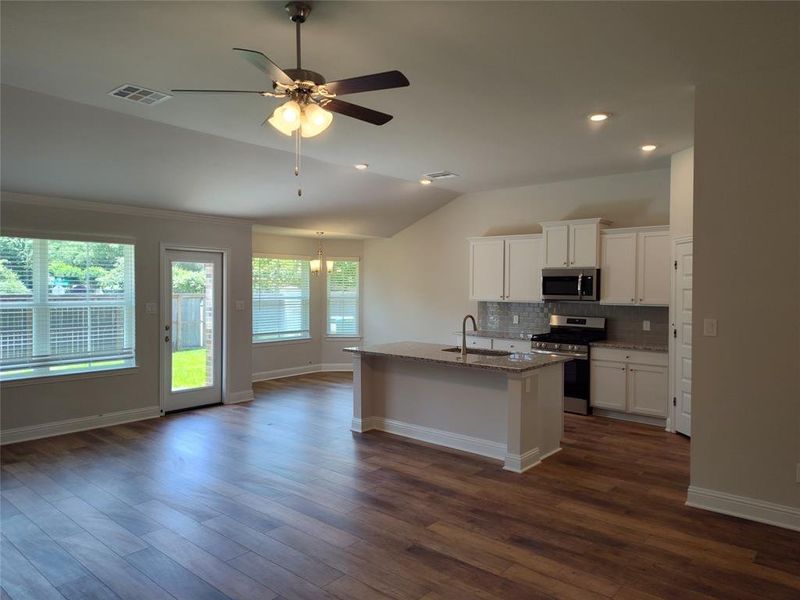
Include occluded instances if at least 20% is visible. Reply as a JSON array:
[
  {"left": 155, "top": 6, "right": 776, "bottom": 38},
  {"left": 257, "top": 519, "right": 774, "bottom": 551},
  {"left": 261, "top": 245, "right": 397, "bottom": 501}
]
[{"left": 530, "top": 315, "right": 606, "bottom": 415}]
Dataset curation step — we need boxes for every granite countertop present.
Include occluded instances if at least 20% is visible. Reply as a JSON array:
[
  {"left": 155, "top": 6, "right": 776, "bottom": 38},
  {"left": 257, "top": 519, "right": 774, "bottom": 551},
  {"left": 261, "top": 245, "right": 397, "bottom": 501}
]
[
  {"left": 591, "top": 340, "right": 668, "bottom": 353},
  {"left": 344, "top": 341, "right": 570, "bottom": 374}
]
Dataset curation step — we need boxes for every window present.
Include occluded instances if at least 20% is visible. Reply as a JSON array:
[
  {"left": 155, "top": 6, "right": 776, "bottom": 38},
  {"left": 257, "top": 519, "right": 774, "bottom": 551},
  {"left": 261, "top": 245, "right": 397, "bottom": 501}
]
[
  {"left": 0, "top": 236, "right": 135, "bottom": 381},
  {"left": 327, "top": 259, "right": 360, "bottom": 336},
  {"left": 252, "top": 256, "right": 310, "bottom": 342}
]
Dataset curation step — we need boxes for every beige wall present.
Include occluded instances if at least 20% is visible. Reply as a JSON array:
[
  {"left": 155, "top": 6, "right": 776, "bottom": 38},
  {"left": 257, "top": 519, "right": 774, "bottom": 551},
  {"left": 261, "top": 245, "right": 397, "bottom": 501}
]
[
  {"left": 670, "top": 146, "right": 694, "bottom": 239},
  {"left": 0, "top": 192, "right": 253, "bottom": 431},
  {"left": 251, "top": 231, "right": 363, "bottom": 379},
  {"left": 691, "top": 65, "right": 800, "bottom": 508},
  {"left": 362, "top": 168, "right": 670, "bottom": 345}
]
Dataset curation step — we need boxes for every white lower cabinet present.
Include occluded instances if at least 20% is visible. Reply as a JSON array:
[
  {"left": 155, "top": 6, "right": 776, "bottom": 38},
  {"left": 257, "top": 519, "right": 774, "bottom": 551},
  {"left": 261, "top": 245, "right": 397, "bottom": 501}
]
[
  {"left": 491, "top": 338, "right": 527, "bottom": 352},
  {"left": 590, "top": 361, "right": 627, "bottom": 411},
  {"left": 454, "top": 335, "right": 492, "bottom": 349},
  {"left": 590, "top": 348, "right": 668, "bottom": 419}
]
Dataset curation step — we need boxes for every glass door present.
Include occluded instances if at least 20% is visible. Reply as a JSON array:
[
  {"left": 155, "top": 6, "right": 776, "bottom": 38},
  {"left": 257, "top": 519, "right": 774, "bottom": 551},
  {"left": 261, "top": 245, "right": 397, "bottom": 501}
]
[{"left": 162, "top": 250, "right": 222, "bottom": 412}]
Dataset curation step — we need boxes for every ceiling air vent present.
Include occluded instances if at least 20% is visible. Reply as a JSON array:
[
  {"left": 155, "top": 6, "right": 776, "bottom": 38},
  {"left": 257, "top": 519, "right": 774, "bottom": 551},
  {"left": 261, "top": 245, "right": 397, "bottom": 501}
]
[
  {"left": 108, "top": 84, "right": 171, "bottom": 106},
  {"left": 423, "top": 171, "right": 459, "bottom": 180}
]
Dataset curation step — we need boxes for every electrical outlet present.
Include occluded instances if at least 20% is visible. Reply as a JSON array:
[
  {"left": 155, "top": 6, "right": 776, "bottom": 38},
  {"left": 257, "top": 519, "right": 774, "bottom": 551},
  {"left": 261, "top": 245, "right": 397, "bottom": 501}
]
[
  {"left": 703, "top": 318, "right": 718, "bottom": 337},
  {"left": 512, "top": 315, "right": 519, "bottom": 325},
  {"left": 642, "top": 320, "right": 651, "bottom": 331}
]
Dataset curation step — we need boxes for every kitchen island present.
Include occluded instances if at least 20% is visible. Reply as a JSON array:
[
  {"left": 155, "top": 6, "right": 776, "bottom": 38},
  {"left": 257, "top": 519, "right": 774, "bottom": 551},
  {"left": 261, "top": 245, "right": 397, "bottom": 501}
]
[{"left": 343, "top": 342, "right": 570, "bottom": 472}]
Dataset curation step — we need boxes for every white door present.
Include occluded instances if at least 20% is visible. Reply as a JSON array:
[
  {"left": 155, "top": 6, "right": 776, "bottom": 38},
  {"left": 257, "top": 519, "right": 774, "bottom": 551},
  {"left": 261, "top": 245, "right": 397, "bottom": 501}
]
[
  {"left": 673, "top": 240, "right": 693, "bottom": 435},
  {"left": 600, "top": 232, "right": 637, "bottom": 304},
  {"left": 626, "top": 364, "right": 668, "bottom": 417},
  {"left": 590, "top": 360, "right": 627, "bottom": 411},
  {"left": 569, "top": 223, "right": 599, "bottom": 267},
  {"left": 636, "top": 231, "right": 670, "bottom": 305},
  {"left": 163, "top": 250, "right": 223, "bottom": 412},
  {"left": 469, "top": 239, "right": 505, "bottom": 301},
  {"left": 543, "top": 225, "right": 569, "bottom": 267},
  {"left": 504, "top": 237, "right": 543, "bottom": 302}
]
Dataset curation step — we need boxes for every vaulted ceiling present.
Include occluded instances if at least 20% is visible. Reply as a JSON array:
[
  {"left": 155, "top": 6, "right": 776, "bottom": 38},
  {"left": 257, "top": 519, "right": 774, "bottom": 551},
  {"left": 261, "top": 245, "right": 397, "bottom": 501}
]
[{"left": 2, "top": 1, "right": 796, "bottom": 236}]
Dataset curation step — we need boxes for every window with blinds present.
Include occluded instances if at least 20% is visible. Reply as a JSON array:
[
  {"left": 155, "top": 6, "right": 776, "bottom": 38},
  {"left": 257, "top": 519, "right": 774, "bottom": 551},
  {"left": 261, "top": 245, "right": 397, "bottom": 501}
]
[
  {"left": 252, "top": 256, "right": 310, "bottom": 342},
  {"left": 327, "top": 259, "right": 360, "bottom": 337},
  {"left": 0, "top": 236, "right": 136, "bottom": 380}
]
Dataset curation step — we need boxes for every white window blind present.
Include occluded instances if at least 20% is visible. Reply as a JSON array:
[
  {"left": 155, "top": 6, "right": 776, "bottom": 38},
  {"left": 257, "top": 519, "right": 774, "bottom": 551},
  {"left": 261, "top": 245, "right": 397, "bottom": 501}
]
[
  {"left": 252, "top": 257, "right": 310, "bottom": 342},
  {"left": 327, "top": 259, "right": 360, "bottom": 336},
  {"left": 0, "top": 236, "right": 136, "bottom": 380}
]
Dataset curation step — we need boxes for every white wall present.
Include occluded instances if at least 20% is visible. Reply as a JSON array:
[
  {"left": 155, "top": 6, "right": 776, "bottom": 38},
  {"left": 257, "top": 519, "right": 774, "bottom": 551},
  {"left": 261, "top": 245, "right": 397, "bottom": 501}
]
[
  {"left": 251, "top": 231, "right": 363, "bottom": 379},
  {"left": 0, "top": 192, "right": 253, "bottom": 432},
  {"left": 362, "top": 168, "right": 670, "bottom": 345},
  {"left": 670, "top": 147, "right": 694, "bottom": 239},
  {"left": 690, "top": 64, "right": 799, "bottom": 513}
]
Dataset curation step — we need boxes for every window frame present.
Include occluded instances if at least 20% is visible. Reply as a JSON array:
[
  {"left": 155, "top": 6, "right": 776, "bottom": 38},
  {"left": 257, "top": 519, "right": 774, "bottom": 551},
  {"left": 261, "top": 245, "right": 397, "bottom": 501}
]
[
  {"left": 251, "top": 253, "right": 313, "bottom": 345},
  {"left": 325, "top": 256, "right": 362, "bottom": 340},
  {"left": 0, "top": 232, "right": 137, "bottom": 384}
]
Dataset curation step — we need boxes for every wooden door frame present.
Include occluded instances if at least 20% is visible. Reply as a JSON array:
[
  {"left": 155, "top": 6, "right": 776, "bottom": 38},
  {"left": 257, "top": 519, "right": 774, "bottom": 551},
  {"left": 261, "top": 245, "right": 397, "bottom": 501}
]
[
  {"left": 159, "top": 243, "right": 230, "bottom": 415},
  {"left": 668, "top": 235, "right": 693, "bottom": 433}
]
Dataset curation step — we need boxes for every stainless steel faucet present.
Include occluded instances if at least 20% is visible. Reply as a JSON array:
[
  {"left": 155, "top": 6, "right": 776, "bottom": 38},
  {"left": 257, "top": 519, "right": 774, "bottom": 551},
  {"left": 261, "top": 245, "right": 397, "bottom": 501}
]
[{"left": 461, "top": 314, "right": 477, "bottom": 358}]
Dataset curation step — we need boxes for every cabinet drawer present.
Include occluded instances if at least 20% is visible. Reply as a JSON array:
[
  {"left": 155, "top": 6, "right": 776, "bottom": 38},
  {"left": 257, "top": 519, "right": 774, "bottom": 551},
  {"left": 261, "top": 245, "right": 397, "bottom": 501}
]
[
  {"left": 492, "top": 338, "right": 529, "bottom": 352},
  {"left": 591, "top": 347, "right": 667, "bottom": 367},
  {"left": 456, "top": 335, "right": 493, "bottom": 349}
]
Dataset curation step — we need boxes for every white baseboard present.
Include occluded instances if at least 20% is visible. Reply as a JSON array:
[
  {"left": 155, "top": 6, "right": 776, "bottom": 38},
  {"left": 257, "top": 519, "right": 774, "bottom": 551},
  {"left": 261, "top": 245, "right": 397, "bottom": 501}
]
[
  {"left": 687, "top": 485, "right": 800, "bottom": 532},
  {"left": 1, "top": 406, "right": 161, "bottom": 445},
  {"left": 253, "top": 363, "right": 353, "bottom": 383},
  {"left": 504, "top": 448, "right": 541, "bottom": 473},
  {"left": 225, "top": 390, "right": 254, "bottom": 404},
  {"left": 352, "top": 416, "right": 506, "bottom": 461},
  {"left": 592, "top": 408, "right": 666, "bottom": 428}
]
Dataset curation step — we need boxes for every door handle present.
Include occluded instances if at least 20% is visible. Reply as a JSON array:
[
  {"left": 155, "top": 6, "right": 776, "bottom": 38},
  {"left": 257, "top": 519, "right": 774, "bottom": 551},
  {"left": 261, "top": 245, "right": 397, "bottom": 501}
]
[{"left": 577, "top": 273, "right": 583, "bottom": 296}]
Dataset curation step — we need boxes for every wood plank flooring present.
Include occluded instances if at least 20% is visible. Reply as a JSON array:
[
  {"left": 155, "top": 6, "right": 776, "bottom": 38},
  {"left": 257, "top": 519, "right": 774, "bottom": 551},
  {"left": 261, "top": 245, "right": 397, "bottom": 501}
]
[{"left": 2, "top": 372, "right": 798, "bottom": 599}]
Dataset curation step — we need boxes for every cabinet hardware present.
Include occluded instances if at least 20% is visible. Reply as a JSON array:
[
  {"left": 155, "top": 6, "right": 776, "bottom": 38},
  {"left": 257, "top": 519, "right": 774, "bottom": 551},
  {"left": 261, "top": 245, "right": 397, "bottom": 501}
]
[{"left": 673, "top": 397, "right": 677, "bottom": 406}]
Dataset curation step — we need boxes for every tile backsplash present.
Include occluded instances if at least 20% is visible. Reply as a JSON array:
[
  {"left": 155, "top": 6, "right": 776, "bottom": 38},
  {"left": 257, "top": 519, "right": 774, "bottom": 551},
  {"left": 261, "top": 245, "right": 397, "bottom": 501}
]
[{"left": 478, "top": 301, "right": 669, "bottom": 344}]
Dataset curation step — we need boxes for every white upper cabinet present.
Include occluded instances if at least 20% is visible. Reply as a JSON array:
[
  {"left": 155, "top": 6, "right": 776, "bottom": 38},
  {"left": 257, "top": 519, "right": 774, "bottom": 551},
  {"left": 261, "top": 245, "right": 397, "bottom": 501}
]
[
  {"left": 468, "top": 235, "right": 542, "bottom": 302},
  {"left": 600, "top": 232, "right": 638, "bottom": 304},
  {"left": 600, "top": 226, "right": 670, "bottom": 306},
  {"left": 469, "top": 238, "right": 505, "bottom": 301},
  {"left": 505, "top": 237, "right": 543, "bottom": 302},
  {"left": 543, "top": 224, "right": 569, "bottom": 267},
  {"left": 542, "top": 219, "right": 609, "bottom": 268},
  {"left": 636, "top": 231, "right": 671, "bottom": 305}
]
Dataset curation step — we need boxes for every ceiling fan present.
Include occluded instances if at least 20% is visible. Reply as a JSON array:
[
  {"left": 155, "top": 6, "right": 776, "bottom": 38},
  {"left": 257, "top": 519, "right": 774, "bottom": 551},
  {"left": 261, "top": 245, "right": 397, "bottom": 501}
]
[{"left": 172, "top": 1, "right": 410, "bottom": 139}]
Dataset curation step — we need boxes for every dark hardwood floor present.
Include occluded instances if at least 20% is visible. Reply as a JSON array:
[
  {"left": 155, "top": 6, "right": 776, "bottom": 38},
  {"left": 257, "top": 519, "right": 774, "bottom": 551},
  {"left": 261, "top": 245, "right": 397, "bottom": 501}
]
[{"left": 2, "top": 372, "right": 799, "bottom": 599}]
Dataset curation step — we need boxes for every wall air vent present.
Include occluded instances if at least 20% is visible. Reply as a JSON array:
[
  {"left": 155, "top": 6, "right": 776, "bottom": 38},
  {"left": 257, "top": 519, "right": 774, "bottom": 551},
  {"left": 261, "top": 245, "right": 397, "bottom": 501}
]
[
  {"left": 423, "top": 171, "right": 459, "bottom": 180},
  {"left": 108, "top": 84, "right": 171, "bottom": 106}
]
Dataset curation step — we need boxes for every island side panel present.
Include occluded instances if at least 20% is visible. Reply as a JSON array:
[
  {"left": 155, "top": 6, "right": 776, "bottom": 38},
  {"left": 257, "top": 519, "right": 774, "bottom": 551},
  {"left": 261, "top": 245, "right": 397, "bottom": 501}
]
[
  {"left": 504, "top": 362, "right": 565, "bottom": 473},
  {"left": 351, "top": 353, "right": 375, "bottom": 432},
  {"left": 355, "top": 356, "right": 509, "bottom": 460}
]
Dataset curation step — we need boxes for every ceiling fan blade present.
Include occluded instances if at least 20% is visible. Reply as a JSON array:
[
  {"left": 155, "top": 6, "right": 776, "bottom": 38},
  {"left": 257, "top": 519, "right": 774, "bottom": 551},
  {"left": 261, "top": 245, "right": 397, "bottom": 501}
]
[
  {"left": 322, "top": 99, "right": 393, "bottom": 125},
  {"left": 172, "top": 89, "right": 270, "bottom": 94},
  {"left": 323, "top": 70, "right": 409, "bottom": 96},
  {"left": 233, "top": 48, "right": 294, "bottom": 86}
]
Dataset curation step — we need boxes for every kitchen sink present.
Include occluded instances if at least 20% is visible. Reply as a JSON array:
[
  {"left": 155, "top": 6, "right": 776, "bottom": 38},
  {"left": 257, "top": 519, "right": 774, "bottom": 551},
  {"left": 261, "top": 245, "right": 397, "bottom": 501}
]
[{"left": 442, "top": 347, "right": 511, "bottom": 357}]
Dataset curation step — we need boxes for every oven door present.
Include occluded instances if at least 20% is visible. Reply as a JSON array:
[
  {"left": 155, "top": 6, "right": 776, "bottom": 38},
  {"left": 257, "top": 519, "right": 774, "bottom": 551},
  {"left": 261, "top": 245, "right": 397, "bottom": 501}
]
[
  {"left": 541, "top": 269, "right": 581, "bottom": 301},
  {"left": 563, "top": 357, "right": 590, "bottom": 415}
]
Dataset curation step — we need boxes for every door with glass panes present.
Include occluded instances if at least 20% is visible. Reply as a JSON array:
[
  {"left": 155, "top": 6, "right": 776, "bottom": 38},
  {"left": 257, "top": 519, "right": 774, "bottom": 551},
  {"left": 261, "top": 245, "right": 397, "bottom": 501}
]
[{"left": 162, "top": 250, "right": 222, "bottom": 412}]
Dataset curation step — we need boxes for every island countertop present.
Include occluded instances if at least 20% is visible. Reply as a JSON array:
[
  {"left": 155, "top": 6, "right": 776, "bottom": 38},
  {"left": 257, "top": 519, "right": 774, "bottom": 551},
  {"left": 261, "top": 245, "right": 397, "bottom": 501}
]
[{"left": 344, "top": 341, "right": 570, "bottom": 374}]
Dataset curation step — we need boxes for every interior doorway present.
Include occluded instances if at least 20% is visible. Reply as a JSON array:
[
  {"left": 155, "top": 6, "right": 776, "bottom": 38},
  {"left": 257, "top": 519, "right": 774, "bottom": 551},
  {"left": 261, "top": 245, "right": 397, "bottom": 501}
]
[{"left": 671, "top": 237, "right": 693, "bottom": 436}]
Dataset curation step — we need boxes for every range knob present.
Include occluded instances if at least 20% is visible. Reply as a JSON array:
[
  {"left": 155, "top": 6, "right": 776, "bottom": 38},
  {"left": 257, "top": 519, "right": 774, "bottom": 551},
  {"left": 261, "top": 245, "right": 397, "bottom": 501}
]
[{"left": 553, "top": 344, "right": 560, "bottom": 350}]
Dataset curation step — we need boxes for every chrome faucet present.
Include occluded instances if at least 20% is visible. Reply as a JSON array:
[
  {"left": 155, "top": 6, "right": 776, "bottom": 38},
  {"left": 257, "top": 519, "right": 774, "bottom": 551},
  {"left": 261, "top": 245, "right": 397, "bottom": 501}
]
[{"left": 461, "top": 314, "right": 477, "bottom": 358}]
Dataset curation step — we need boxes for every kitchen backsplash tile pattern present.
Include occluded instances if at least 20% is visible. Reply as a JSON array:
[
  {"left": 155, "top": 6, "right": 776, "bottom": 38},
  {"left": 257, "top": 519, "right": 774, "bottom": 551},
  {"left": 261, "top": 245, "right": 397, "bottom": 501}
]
[{"left": 478, "top": 301, "right": 669, "bottom": 344}]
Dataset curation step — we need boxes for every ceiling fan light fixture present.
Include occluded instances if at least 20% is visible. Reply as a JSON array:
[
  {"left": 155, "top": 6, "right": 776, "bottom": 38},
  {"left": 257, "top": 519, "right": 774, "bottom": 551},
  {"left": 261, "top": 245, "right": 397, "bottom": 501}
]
[
  {"left": 267, "top": 101, "right": 302, "bottom": 135},
  {"left": 300, "top": 103, "right": 333, "bottom": 138}
]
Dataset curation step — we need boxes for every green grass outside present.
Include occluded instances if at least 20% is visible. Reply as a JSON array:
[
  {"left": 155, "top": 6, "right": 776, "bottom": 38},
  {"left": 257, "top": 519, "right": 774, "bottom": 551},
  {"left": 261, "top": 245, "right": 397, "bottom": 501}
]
[{"left": 172, "top": 348, "right": 209, "bottom": 390}]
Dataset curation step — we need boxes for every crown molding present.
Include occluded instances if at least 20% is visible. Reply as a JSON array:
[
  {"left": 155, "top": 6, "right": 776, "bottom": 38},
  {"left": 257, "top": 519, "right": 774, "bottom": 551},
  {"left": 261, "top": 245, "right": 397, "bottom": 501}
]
[{"left": 1, "top": 191, "right": 254, "bottom": 228}]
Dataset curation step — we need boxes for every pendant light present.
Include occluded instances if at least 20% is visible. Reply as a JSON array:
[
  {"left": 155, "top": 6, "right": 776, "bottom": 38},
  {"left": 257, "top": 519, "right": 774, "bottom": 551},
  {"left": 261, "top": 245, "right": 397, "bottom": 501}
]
[{"left": 310, "top": 232, "right": 334, "bottom": 276}]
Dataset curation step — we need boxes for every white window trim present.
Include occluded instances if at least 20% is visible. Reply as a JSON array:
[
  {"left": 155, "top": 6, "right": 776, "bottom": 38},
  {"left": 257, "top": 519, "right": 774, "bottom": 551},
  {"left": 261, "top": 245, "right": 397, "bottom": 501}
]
[
  {"left": 251, "top": 254, "right": 312, "bottom": 344},
  {"left": 325, "top": 256, "right": 362, "bottom": 338},
  {"left": 0, "top": 235, "right": 137, "bottom": 383}
]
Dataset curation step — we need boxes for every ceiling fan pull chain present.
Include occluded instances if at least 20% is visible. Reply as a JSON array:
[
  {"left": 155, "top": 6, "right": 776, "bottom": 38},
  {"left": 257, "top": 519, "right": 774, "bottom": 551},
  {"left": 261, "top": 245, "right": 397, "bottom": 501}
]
[{"left": 295, "top": 129, "right": 302, "bottom": 197}]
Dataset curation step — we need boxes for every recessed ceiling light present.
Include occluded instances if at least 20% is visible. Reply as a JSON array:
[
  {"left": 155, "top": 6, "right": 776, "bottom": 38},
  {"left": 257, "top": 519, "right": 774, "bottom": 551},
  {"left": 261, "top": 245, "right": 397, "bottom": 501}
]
[
  {"left": 588, "top": 113, "right": 611, "bottom": 122},
  {"left": 354, "top": 163, "right": 368, "bottom": 170},
  {"left": 419, "top": 178, "right": 432, "bottom": 185},
  {"left": 641, "top": 144, "right": 658, "bottom": 152}
]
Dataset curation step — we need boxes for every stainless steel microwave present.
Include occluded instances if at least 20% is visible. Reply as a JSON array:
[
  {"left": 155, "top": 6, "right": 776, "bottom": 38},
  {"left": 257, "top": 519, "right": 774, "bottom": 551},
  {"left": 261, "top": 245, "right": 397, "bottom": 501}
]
[{"left": 541, "top": 268, "right": 600, "bottom": 301}]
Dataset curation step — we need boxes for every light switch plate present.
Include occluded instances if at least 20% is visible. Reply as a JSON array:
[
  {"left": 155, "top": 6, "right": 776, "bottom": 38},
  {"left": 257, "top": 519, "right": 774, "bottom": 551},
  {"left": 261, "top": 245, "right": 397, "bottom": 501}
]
[
  {"left": 235, "top": 300, "right": 245, "bottom": 311},
  {"left": 145, "top": 302, "right": 157, "bottom": 315},
  {"left": 642, "top": 320, "right": 651, "bottom": 331},
  {"left": 512, "top": 315, "right": 519, "bottom": 325},
  {"left": 703, "top": 318, "right": 718, "bottom": 337}
]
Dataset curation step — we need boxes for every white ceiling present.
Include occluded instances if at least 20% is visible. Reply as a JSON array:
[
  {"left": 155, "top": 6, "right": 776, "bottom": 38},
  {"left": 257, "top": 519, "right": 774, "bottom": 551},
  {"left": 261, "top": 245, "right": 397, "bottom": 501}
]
[{"left": 1, "top": 1, "right": 797, "bottom": 237}]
